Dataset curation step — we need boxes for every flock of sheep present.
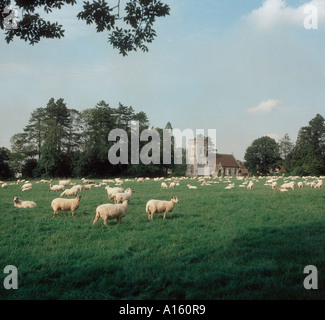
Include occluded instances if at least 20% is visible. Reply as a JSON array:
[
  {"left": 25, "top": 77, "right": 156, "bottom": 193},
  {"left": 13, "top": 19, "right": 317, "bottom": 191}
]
[
  {"left": 1, "top": 174, "right": 323, "bottom": 226},
  {"left": 1, "top": 177, "right": 180, "bottom": 225}
]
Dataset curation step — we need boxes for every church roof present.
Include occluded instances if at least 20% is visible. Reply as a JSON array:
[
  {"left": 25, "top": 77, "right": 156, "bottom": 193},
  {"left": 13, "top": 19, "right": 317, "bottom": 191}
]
[{"left": 215, "top": 154, "right": 240, "bottom": 168}]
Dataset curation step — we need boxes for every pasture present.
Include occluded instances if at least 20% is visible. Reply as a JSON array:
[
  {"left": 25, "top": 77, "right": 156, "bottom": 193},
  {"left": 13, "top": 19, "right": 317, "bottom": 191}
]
[{"left": 0, "top": 176, "right": 325, "bottom": 300}]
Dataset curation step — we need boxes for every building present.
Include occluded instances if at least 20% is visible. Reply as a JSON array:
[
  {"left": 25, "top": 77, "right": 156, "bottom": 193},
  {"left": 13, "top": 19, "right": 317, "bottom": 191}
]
[{"left": 214, "top": 154, "right": 241, "bottom": 177}]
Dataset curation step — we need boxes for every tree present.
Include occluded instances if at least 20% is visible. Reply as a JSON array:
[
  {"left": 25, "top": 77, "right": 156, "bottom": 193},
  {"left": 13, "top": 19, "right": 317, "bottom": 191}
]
[
  {"left": 1, "top": 0, "right": 170, "bottom": 55},
  {"left": 244, "top": 136, "right": 281, "bottom": 175},
  {"left": 291, "top": 114, "right": 325, "bottom": 176},
  {"left": 0, "top": 147, "right": 15, "bottom": 179},
  {"left": 279, "top": 133, "right": 294, "bottom": 161},
  {"left": 279, "top": 133, "right": 294, "bottom": 170}
]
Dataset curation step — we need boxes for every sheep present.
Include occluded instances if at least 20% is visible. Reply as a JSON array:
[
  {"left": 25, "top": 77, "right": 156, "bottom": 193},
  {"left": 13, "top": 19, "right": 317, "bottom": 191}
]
[
  {"left": 106, "top": 186, "right": 125, "bottom": 199},
  {"left": 40, "top": 179, "right": 53, "bottom": 183},
  {"left": 102, "top": 179, "right": 115, "bottom": 184},
  {"left": 279, "top": 181, "right": 295, "bottom": 191},
  {"left": 82, "top": 178, "right": 95, "bottom": 184},
  {"left": 49, "top": 184, "right": 65, "bottom": 192},
  {"left": 114, "top": 188, "right": 135, "bottom": 204},
  {"left": 51, "top": 195, "right": 82, "bottom": 217},
  {"left": 187, "top": 184, "right": 197, "bottom": 189},
  {"left": 93, "top": 200, "right": 128, "bottom": 225},
  {"left": 169, "top": 182, "right": 176, "bottom": 189},
  {"left": 59, "top": 179, "right": 71, "bottom": 186},
  {"left": 1, "top": 183, "right": 8, "bottom": 189},
  {"left": 297, "top": 181, "right": 304, "bottom": 189},
  {"left": 21, "top": 183, "right": 32, "bottom": 191},
  {"left": 146, "top": 196, "right": 179, "bottom": 220},
  {"left": 60, "top": 186, "right": 79, "bottom": 197},
  {"left": 161, "top": 182, "right": 168, "bottom": 189},
  {"left": 271, "top": 182, "right": 278, "bottom": 190},
  {"left": 247, "top": 181, "right": 254, "bottom": 190},
  {"left": 13, "top": 196, "right": 37, "bottom": 208},
  {"left": 315, "top": 180, "right": 323, "bottom": 189}
]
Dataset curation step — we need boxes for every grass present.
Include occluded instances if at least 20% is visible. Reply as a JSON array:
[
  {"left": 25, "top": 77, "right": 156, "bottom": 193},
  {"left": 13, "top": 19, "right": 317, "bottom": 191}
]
[{"left": 0, "top": 177, "right": 325, "bottom": 300}]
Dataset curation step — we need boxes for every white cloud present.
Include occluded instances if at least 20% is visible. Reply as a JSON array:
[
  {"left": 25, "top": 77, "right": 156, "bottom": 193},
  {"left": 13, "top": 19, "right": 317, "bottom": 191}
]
[
  {"left": 246, "top": 99, "right": 282, "bottom": 114},
  {"left": 244, "top": 0, "right": 325, "bottom": 29}
]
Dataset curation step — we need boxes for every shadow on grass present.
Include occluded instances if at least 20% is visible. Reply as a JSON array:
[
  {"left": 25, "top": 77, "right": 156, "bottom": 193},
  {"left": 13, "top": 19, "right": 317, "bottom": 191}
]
[{"left": 1, "top": 221, "right": 325, "bottom": 300}]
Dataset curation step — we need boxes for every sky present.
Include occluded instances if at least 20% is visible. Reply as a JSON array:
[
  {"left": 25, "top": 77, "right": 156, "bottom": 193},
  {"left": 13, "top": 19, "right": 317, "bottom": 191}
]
[{"left": 1, "top": 0, "right": 325, "bottom": 161}]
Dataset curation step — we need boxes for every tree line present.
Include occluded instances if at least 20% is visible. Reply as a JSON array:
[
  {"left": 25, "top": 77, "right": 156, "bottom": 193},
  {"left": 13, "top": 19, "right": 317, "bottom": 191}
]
[
  {"left": 1, "top": 98, "right": 186, "bottom": 179},
  {"left": 1, "top": 102, "right": 324, "bottom": 179},
  {"left": 244, "top": 114, "right": 325, "bottom": 176}
]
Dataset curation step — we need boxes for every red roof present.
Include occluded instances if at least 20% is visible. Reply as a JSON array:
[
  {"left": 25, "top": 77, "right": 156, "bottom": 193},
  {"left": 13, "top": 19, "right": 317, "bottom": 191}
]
[{"left": 215, "top": 154, "right": 240, "bottom": 168}]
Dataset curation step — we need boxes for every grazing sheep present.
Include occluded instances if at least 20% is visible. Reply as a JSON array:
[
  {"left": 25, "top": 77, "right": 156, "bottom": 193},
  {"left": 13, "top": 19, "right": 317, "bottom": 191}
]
[
  {"left": 247, "top": 181, "right": 254, "bottom": 190},
  {"left": 82, "top": 178, "right": 94, "bottom": 184},
  {"left": 114, "top": 188, "right": 135, "bottom": 204},
  {"left": 279, "top": 181, "right": 295, "bottom": 190},
  {"left": 297, "top": 181, "right": 304, "bottom": 189},
  {"left": 161, "top": 182, "right": 168, "bottom": 189},
  {"left": 169, "top": 182, "right": 176, "bottom": 189},
  {"left": 51, "top": 195, "right": 82, "bottom": 217},
  {"left": 40, "top": 179, "right": 53, "bottom": 183},
  {"left": 1, "top": 183, "right": 8, "bottom": 189},
  {"left": 59, "top": 179, "right": 71, "bottom": 186},
  {"left": 49, "top": 184, "right": 65, "bottom": 192},
  {"left": 21, "top": 183, "right": 32, "bottom": 191},
  {"left": 271, "top": 182, "right": 278, "bottom": 190},
  {"left": 106, "top": 186, "right": 124, "bottom": 199},
  {"left": 187, "top": 184, "right": 197, "bottom": 189},
  {"left": 13, "top": 196, "right": 37, "bottom": 208},
  {"left": 146, "top": 196, "right": 179, "bottom": 220},
  {"left": 60, "top": 186, "right": 79, "bottom": 197},
  {"left": 315, "top": 180, "right": 323, "bottom": 189},
  {"left": 93, "top": 200, "right": 129, "bottom": 225}
]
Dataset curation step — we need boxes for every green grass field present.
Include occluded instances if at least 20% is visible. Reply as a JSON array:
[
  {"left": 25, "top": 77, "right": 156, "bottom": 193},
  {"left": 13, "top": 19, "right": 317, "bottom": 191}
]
[{"left": 0, "top": 177, "right": 324, "bottom": 300}]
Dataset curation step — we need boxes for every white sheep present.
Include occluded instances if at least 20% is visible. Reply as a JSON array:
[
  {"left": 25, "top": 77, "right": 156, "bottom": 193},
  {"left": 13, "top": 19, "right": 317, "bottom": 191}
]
[
  {"left": 297, "top": 181, "right": 304, "bottom": 189},
  {"left": 161, "top": 182, "right": 168, "bottom": 189},
  {"left": 271, "top": 182, "right": 278, "bottom": 190},
  {"left": 315, "top": 180, "right": 323, "bottom": 189},
  {"left": 59, "top": 179, "right": 71, "bottom": 186},
  {"left": 1, "top": 183, "right": 8, "bottom": 189},
  {"left": 21, "top": 183, "right": 32, "bottom": 191},
  {"left": 106, "top": 186, "right": 125, "bottom": 200},
  {"left": 114, "top": 188, "right": 135, "bottom": 204},
  {"left": 49, "top": 184, "right": 65, "bottom": 192},
  {"left": 60, "top": 186, "right": 79, "bottom": 197},
  {"left": 279, "top": 181, "right": 295, "bottom": 191},
  {"left": 247, "top": 181, "right": 254, "bottom": 190},
  {"left": 13, "top": 196, "right": 37, "bottom": 208},
  {"left": 169, "top": 182, "right": 176, "bottom": 189},
  {"left": 51, "top": 195, "right": 82, "bottom": 217},
  {"left": 93, "top": 200, "right": 129, "bottom": 225},
  {"left": 146, "top": 196, "right": 179, "bottom": 220},
  {"left": 187, "top": 184, "right": 197, "bottom": 189},
  {"left": 310, "top": 181, "right": 317, "bottom": 188}
]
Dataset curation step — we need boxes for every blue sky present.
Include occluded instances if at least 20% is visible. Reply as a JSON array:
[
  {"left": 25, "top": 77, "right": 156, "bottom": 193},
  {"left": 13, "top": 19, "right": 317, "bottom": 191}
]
[{"left": 1, "top": 0, "right": 325, "bottom": 161}]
